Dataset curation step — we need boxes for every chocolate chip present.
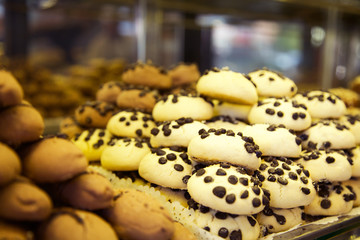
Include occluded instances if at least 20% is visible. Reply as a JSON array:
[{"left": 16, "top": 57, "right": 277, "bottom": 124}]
[
  {"left": 196, "top": 168, "right": 205, "bottom": 176},
  {"left": 230, "top": 230, "right": 242, "bottom": 240},
  {"left": 277, "top": 111, "right": 284, "bottom": 117},
  {"left": 299, "top": 113, "right": 306, "bottom": 119},
  {"left": 182, "top": 175, "right": 190, "bottom": 184},
  {"left": 289, "top": 172, "right": 298, "bottom": 180},
  {"left": 275, "top": 168, "right": 284, "bottom": 175},
  {"left": 240, "top": 190, "right": 249, "bottom": 199},
  {"left": 268, "top": 175, "right": 276, "bottom": 182},
  {"left": 239, "top": 177, "right": 249, "bottom": 186},
  {"left": 204, "top": 176, "right": 213, "bottom": 183},
  {"left": 282, "top": 163, "right": 291, "bottom": 170},
  {"left": 252, "top": 186, "right": 261, "bottom": 195},
  {"left": 259, "top": 163, "right": 268, "bottom": 171},
  {"left": 295, "top": 137, "right": 302, "bottom": 145},
  {"left": 166, "top": 153, "right": 177, "bottom": 161},
  {"left": 225, "top": 194, "right": 236, "bottom": 204},
  {"left": 174, "top": 164, "right": 184, "bottom": 171},
  {"left": 228, "top": 175, "right": 238, "bottom": 185},
  {"left": 218, "top": 228, "right": 229, "bottom": 238},
  {"left": 326, "top": 156, "right": 335, "bottom": 164},
  {"left": 301, "top": 187, "right": 311, "bottom": 195},
  {"left": 320, "top": 199, "right": 331, "bottom": 209},
  {"left": 135, "top": 129, "right": 142, "bottom": 137},
  {"left": 252, "top": 198, "right": 262, "bottom": 207},
  {"left": 213, "top": 186, "right": 226, "bottom": 198},
  {"left": 277, "top": 177, "right": 288, "bottom": 185},
  {"left": 292, "top": 112, "right": 299, "bottom": 120},
  {"left": 158, "top": 157, "right": 167, "bottom": 164},
  {"left": 216, "top": 168, "right": 227, "bottom": 176},
  {"left": 266, "top": 108, "right": 275, "bottom": 115}
]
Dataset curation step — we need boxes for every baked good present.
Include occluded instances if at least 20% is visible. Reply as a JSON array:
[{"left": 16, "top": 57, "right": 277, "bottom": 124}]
[
  {"left": 247, "top": 68, "right": 297, "bottom": 98},
  {"left": 257, "top": 207, "right": 304, "bottom": 233},
  {"left": 0, "top": 103, "right": 44, "bottom": 146},
  {"left": 168, "top": 63, "right": 200, "bottom": 87},
  {"left": 298, "top": 149, "right": 352, "bottom": 182},
  {"left": 0, "top": 177, "right": 52, "bottom": 221},
  {"left": 204, "top": 115, "right": 248, "bottom": 134},
  {"left": 74, "top": 101, "right": 116, "bottom": 128},
  {"left": 107, "top": 110, "right": 156, "bottom": 138},
  {"left": 54, "top": 172, "right": 114, "bottom": 211},
  {"left": 293, "top": 90, "right": 347, "bottom": 119},
  {"left": 255, "top": 157, "right": 316, "bottom": 209},
  {"left": 0, "top": 70, "right": 24, "bottom": 107},
  {"left": 138, "top": 147, "right": 193, "bottom": 189},
  {"left": 116, "top": 88, "right": 157, "bottom": 113},
  {"left": 187, "top": 164, "right": 268, "bottom": 215},
  {"left": 188, "top": 128, "right": 262, "bottom": 170},
  {"left": 101, "top": 188, "right": 174, "bottom": 240},
  {"left": 329, "top": 87, "right": 360, "bottom": 108},
  {"left": 349, "top": 75, "right": 360, "bottom": 93},
  {"left": 21, "top": 136, "right": 88, "bottom": 183},
  {"left": 0, "top": 142, "right": 21, "bottom": 186},
  {"left": 101, "top": 137, "right": 151, "bottom": 171},
  {"left": 339, "top": 114, "right": 360, "bottom": 145},
  {"left": 59, "top": 116, "right": 84, "bottom": 139},
  {"left": 242, "top": 124, "right": 302, "bottom": 158},
  {"left": 96, "top": 81, "right": 123, "bottom": 104},
  {"left": 71, "top": 128, "right": 113, "bottom": 162},
  {"left": 299, "top": 120, "right": 356, "bottom": 150},
  {"left": 344, "top": 146, "right": 360, "bottom": 177},
  {"left": 150, "top": 118, "right": 209, "bottom": 148},
  {"left": 191, "top": 206, "right": 260, "bottom": 240},
  {"left": 196, "top": 67, "right": 258, "bottom": 105},
  {"left": 37, "top": 207, "right": 118, "bottom": 240},
  {"left": 152, "top": 93, "right": 213, "bottom": 122},
  {"left": 248, "top": 97, "right": 311, "bottom": 131},
  {"left": 343, "top": 177, "right": 360, "bottom": 207},
  {"left": 304, "top": 181, "right": 355, "bottom": 216},
  {"left": 212, "top": 100, "right": 252, "bottom": 122},
  {"left": 0, "top": 220, "right": 34, "bottom": 240},
  {"left": 171, "top": 221, "right": 197, "bottom": 240},
  {"left": 122, "top": 62, "right": 172, "bottom": 89}
]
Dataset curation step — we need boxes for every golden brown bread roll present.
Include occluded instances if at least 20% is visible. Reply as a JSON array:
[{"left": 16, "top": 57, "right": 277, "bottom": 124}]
[
  {"left": 20, "top": 136, "right": 88, "bottom": 183},
  {"left": 37, "top": 207, "right": 118, "bottom": 240},
  {"left": 0, "top": 70, "right": 24, "bottom": 107},
  {"left": 0, "top": 103, "right": 44, "bottom": 146},
  {"left": 0, "top": 177, "right": 52, "bottom": 221},
  {"left": 74, "top": 101, "right": 116, "bottom": 128},
  {"left": 101, "top": 188, "right": 174, "bottom": 240},
  {"left": 0, "top": 142, "right": 21, "bottom": 186}
]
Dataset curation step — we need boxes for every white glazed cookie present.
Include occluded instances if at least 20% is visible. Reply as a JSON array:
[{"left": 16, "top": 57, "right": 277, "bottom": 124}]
[
  {"left": 72, "top": 128, "right": 113, "bottom": 162},
  {"left": 247, "top": 68, "right": 297, "bottom": 98},
  {"left": 344, "top": 146, "right": 360, "bottom": 177},
  {"left": 298, "top": 120, "right": 356, "bottom": 150},
  {"left": 248, "top": 97, "right": 311, "bottom": 131},
  {"left": 106, "top": 110, "right": 156, "bottom": 138},
  {"left": 187, "top": 129, "right": 262, "bottom": 170},
  {"left": 297, "top": 149, "right": 352, "bottom": 182},
  {"left": 212, "top": 100, "right": 252, "bottom": 122},
  {"left": 204, "top": 116, "right": 248, "bottom": 134},
  {"left": 257, "top": 207, "right": 304, "bottom": 233},
  {"left": 242, "top": 124, "right": 302, "bottom": 158},
  {"left": 196, "top": 67, "right": 258, "bottom": 105},
  {"left": 191, "top": 206, "right": 260, "bottom": 240},
  {"left": 138, "top": 147, "right": 193, "bottom": 189},
  {"left": 293, "top": 90, "right": 347, "bottom": 119},
  {"left": 304, "top": 181, "right": 355, "bottom": 216},
  {"left": 255, "top": 157, "right": 316, "bottom": 209},
  {"left": 339, "top": 114, "right": 360, "bottom": 145},
  {"left": 343, "top": 177, "right": 360, "bottom": 207},
  {"left": 100, "top": 137, "right": 151, "bottom": 171},
  {"left": 187, "top": 164, "right": 269, "bottom": 215},
  {"left": 150, "top": 118, "right": 209, "bottom": 148},
  {"left": 152, "top": 93, "right": 213, "bottom": 122}
]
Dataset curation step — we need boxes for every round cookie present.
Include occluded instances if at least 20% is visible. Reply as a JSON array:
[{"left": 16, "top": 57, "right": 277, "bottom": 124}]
[
  {"left": 297, "top": 149, "right": 352, "bottom": 182},
  {"left": 101, "top": 137, "right": 151, "bottom": 171},
  {"left": 343, "top": 177, "right": 360, "bottom": 207},
  {"left": 204, "top": 115, "right": 248, "bottom": 134},
  {"left": 344, "top": 146, "right": 360, "bottom": 177},
  {"left": 293, "top": 90, "right": 347, "bottom": 119},
  {"left": 107, "top": 110, "right": 156, "bottom": 138},
  {"left": 196, "top": 67, "right": 258, "bottom": 105},
  {"left": 150, "top": 117, "right": 209, "bottom": 148},
  {"left": 339, "top": 114, "right": 360, "bottom": 145},
  {"left": 122, "top": 62, "right": 172, "bottom": 89},
  {"left": 21, "top": 136, "right": 88, "bottom": 183},
  {"left": 298, "top": 120, "right": 356, "bottom": 150},
  {"left": 247, "top": 68, "right": 297, "bottom": 98},
  {"left": 138, "top": 147, "right": 193, "bottom": 189},
  {"left": 248, "top": 97, "right": 311, "bottom": 131},
  {"left": 101, "top": 188, "right": 174, "bottom": 240},
  {"left": 257, "top": 207, "right": 304, "bottom": 233},
  {"left": 74, "top": 101, "right": 117, "bottom": 128},
  {"left": 304, "top": 181, "right": 355, "bottom": 216},
  {"left": 187, "top": 164, "right": 269, "bottom": 215},
  {"left": 168, "top": 62, "right": 200, "bottom": 87},
  {"left": 0, "top": 142, "right": 21, "bottom": 186},
  {"left": 0, "top": 177, "right": 52, "bottom": 221},
  {"left": 212, "top": 100, "right": 252, "bottom": 122},
  {"left": 38, "top": 207, "right": 118, "bottom": 240},
  {"left": 59, "top": 116, "right": 84, "bottom": 139},
  {"left": 96, "top": 81, "right": 123, "bottom": 104},
  {"left": 116, "top": 88, "right": 157, "bottom": 113},
  {"left": 152, "top": 93, "right": 213, "bottom": 122},
  {"left": 242, "top": 124, "right": 302, "bottom": 158},
  {"left": 191, "top": 206, "right": 260, "bottom": 240},
  {"left": 255, "top": 157, "right": 316, "bottom": 209},
  {"left": 72, "top": 128, "right": 113, "bottom": 162},
  {"left": 0, "top": 103, "right": 44, "bottom": 146},
  {"left": 0, "top": 70, "right": 24, "bottom": 107}
]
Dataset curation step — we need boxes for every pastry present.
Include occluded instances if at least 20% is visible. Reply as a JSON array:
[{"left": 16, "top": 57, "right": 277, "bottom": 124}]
[
  {"left": 344, "top": 146, "right": 360, "bottom": 177},
  {"left": 343, "top": 177, "right": 360, "bottom": 207},
  {"left": 96, "top": 81, "right": 123, "bottom": 104},
  {"left": 204, "top": 115, "right": 248, "bottom": 134},
  {"left": 0, "top": 142, "right": 21, "bottom": 186},
  {"left": 0, "top": 70, "right": 24, "bottom": 107},
  {"left": 0, "top": 220, "right": 34, "bottom": 240},
  {"left": 59, "top": 116, "right": 84, "bottom": 139},
  {"left": 212, "top": 100, "right": 252, "bottom": 122},
  {"left": 74, "top": 101, "right": 116, "bottom": 128},
  {"left": 171, "top": 221, "right": 197, "bottom": 240},
  {"left": 116, "top": 88, "right": 157, "bottom": 113},
  {"left": 329, "top": 87, "right": 360, "bottom": 108},
  {"left": 168, "top": 63, "right": 200, "bottom": 87},
  {"left": 339, "top": 114, "right": 360, "bottom": 145}
]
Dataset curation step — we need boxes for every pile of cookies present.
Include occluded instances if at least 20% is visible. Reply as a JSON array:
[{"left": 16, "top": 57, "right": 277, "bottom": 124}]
[
  {"left": 0, "top": 70, "right": 197, "bottom": 240},
  {"left": 58, "top": 62, "right": 360, "bottom": 239}
]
